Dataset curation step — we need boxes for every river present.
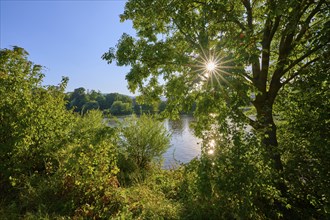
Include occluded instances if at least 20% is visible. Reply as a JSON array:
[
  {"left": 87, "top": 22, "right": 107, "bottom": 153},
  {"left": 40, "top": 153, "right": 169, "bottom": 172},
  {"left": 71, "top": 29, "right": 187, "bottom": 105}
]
[
  {"left": 163, "top": 115, "right": 201, "bottom": 168},
  {"left": 107, "top": 115, "right": 201, "bottom": 168}
]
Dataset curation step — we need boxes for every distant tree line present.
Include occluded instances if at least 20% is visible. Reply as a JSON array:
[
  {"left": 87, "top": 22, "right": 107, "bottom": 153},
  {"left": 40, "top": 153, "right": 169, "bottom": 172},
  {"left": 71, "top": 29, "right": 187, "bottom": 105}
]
[{"left": 65, "top": 87, "right": 168, "bottom": 115}]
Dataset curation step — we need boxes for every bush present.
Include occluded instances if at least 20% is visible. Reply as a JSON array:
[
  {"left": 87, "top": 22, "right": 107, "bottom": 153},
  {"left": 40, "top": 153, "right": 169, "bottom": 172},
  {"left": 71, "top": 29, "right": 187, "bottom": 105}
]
[
  {"left": 177, "top": 122, "right": 282, "bottom": 219},
  {"left": 0, "top": 48, "right": 121, "bottom": 218},
  {"left": 117, "top": 114, "right": 170, "bottom": 184},
  {"left": 0, "top": 47, "right": 74, "bottom": 202},
  {"left": 55, "top": 110, "right": 120, "bottom": 218}
]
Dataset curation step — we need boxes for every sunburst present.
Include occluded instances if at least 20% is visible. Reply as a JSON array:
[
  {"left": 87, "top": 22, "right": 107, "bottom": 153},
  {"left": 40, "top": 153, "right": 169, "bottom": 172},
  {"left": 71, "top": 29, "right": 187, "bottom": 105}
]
[
  {"left": 187, "top": 46, "right": 235, "bottom": 92},
  {"left": 206, "top": 61, "right": 216, "bottom": 72}
]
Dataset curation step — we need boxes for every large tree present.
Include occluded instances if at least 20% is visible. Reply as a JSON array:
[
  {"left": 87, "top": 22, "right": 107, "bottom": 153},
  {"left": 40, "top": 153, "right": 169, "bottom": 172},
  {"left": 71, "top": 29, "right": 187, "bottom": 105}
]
[{"left": 103, "top": 0, "right": 329, "bottom": 217}]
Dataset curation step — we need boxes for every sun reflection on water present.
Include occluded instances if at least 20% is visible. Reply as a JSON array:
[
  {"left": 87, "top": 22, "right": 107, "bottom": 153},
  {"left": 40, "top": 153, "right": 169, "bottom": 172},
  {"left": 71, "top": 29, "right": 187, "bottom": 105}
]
[
  {"left": 208, "top": 149, "right": 214, "bottom": 155},
  {"left": 207, "top": 139, "right": 216, "bottom": 155}
]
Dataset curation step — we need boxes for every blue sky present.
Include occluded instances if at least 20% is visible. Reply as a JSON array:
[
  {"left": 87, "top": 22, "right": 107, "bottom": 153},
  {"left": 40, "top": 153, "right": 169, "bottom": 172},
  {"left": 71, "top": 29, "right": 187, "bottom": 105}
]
[{"left": 0, "top": 0, "right": 136, "bottom": 95}]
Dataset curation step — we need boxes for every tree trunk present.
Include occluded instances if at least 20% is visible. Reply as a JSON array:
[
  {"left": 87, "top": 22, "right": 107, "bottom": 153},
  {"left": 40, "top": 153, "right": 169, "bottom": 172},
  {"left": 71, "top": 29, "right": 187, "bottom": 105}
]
[
  {"left": 254, "top": 95, "right": 292, "bottom": 217},
  {"left": 258, "top": 105, "right": 283, "bottom": 173},
  {"left": 253, "top": 95, "right": 282, "bottom": 167}
]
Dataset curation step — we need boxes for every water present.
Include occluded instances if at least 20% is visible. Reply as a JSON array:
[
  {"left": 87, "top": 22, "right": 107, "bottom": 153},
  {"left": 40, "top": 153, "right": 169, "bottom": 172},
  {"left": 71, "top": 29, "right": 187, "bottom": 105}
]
[
  {"left": 163, "top": 115, "right": 201, "bottom": 168},
  {"left": 107, "top": 115, "right": 201, "bottom": 168}
]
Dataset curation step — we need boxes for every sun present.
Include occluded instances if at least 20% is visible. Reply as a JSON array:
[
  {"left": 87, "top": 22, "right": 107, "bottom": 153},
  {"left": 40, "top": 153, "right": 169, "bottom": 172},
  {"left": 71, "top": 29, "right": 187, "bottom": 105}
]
[
  {"left": 186, "top": 46, "right": 236, "bottom": 92},
  {"left": 206, "top": 61, "right": 217, "bottom": 72}
]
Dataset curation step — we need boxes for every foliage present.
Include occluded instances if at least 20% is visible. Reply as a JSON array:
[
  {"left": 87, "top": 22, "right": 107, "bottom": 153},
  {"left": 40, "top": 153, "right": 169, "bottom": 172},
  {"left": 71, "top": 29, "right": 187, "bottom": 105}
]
[
  {"left": 1, "top": 0, "right": 329, "bottom": 217},
  {"left": 276, "top": 48, "right": 330, "bottom": 218},
  {"left": 113, "top": 184, "right": 182, "bottom": 219},
  {"left": 54, "top": 110, "right": 119, "bottom": 218},
  {"left": 132, "top": 98, "right": 157, "bottom": 114},
  {"left": 110, "top": 100, "right": 133, "bottom": 115},
  {"left": 66, "top": 87, "right": 88, "bottom": 113},
  {"left": 103, "top": 0, "right": 330, "bottom": 218},
  {"left": 65, "top": 88, "right": 168, "bottom": 115},
  {"left": 83, "top": 100, "right": 100, "bottom": 112},
  {"left": 0, "top": 47, "right": 180, "bottom": 220},
  {"left": 178, "top": 100, "right": 286, "bottom": 219},
  {"left": 0, "top": 47, "right": 120, "bottom": 219},
  {"left": 117, "top": 114, "right": 171, "bottom": 185},
  {"left": 66, "top": 89, "right": 134, "bottom": 115},
  {"left": 0, "top": 47, "right": 74, "bottom": 200},
  {"left": 109, "top": 167, "right": 184, "bottom": 220}
]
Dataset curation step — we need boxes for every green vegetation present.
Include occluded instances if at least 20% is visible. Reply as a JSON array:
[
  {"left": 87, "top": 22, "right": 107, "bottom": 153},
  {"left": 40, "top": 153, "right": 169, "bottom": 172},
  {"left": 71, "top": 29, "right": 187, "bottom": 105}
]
[
  {"left": 65, "top": 87, "right": 134, "bottom": 115},
  {"left": 117, "top": 114, "right": 171, "bottom": 185},
  {"left": 65, "top": 87, "right": 169, "bottom": 115},
  {"left": 0, "top": 47, "right": 180, "bottom": 219},
  {"left": 1, "top": 0, "right": 329, "bottom": 219},
  {"left": 102, "top": 0, "right": 329, "bottom": 219}
]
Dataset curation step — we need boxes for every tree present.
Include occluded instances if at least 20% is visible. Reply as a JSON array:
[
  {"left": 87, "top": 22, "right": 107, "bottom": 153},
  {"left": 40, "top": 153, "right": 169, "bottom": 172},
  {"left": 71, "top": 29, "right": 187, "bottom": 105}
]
[
  {"left": 88, "top": 89, "right": 101, "bottom": 100},
  {"left": 67, "top": 87, "right": 88, "bottom": 112},
  {"left": 103, "top": 0, "right": 329, "bottom": 217},
  {"left": 104, "top": 93, "right": 117, "bottom": 109},
  {"left": 66, "top": 89, "right": 134, "bottom": 114},
  {"left": 0, "top": 47, "right": 74, "bottom": 197},
  {"left": 132, "top": 98, "right": 155, "bottom": 114},
  {"left": 83, "top": 100, "right": 100, "bottom": 113},
  {"left": 158, "top": 100, "right": 167, "bottom": 113},
  {"left": 103, "top": 93, "right": 132, "bottom": 110},
  {"left": 110, "top": 100, "right": 133, "bottom": 115},
  {"left": 96, "top": 93, "right": 107, "bottom": 109}
]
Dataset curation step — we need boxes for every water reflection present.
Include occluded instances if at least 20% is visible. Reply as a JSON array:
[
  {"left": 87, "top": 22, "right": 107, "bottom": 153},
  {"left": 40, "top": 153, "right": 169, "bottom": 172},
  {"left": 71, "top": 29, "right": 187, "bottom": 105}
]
[
  {"left": 163, "top": 115, "right": 201, "bottom": 168},
  {"left": 167, "top": 118, "right": 185, "bottom": 135},
  {"left": 207, "top": 149, "right": 214, "bottom": 155},
  {"left": 106, "top": 115, "right": 201, "bottom": 169}
]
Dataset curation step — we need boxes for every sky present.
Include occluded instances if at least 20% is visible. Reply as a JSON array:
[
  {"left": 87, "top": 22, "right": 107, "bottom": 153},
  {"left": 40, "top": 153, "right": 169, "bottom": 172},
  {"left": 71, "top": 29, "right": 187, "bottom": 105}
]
[{"left": 0, "top": 0, "right": 136, "bottom": 95}]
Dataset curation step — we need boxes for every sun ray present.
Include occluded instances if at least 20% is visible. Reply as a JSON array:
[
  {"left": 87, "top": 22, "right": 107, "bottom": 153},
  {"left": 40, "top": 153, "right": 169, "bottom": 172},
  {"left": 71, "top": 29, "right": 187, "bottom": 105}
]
[{"left": 184, "top": 44, "right": 243, "bottom": 93}]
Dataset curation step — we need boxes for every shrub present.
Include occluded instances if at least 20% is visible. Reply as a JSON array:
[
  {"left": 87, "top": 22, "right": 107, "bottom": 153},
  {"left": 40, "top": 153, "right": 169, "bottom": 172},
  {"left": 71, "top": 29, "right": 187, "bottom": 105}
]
[
  {"left": 55, "top": 110, "right": 120, "bottom": 218},
  {"left": 117, "top": 114, "right": 170, "bottom": 184},
  {"left": 0, "top": 48, "right": 120, "bottom": 218},
  {"left": 0, "top": 47, "right": 74, "bottom": 202}
]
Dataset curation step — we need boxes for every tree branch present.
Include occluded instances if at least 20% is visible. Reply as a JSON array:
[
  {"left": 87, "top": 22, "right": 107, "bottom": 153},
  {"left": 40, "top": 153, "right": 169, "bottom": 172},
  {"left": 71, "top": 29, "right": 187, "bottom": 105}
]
[
  {"left": 236, "top": 106, "right": 260, "bottom": 130},
  {"left": 232, "top": 19, "right": 247, "bottom": 31},
  {"left": 269, "top": 15, "right": 281, "bottom": 41},
  {"left": 295, "top": 0, "right": 325, "bottom": 44},
  {"left": 282, "top": 43, "right": 327, "bottom": 76},
  {"left": 241, "top": 0, "right": 253, "bottom": 30},
  {"left": 281, "top": 57, "right": 320, "bottom": 86},
  {"left": 268, "top": 42, "right": 326, "bottom": 105},
  {"left": 240, "top": 72, "right": 254, "bottom": 83},
  {"left": 210, "top": 1, "right": 246, "bottom": 31},
  {"left": 172, "top": 19, "right": 199, "bottom": 49},
  {"left": 241, "top": 1, "right": 262, "bottom": 89},
  {"left": 260, "top": 15, "right": 272, "bottom": 92}
]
